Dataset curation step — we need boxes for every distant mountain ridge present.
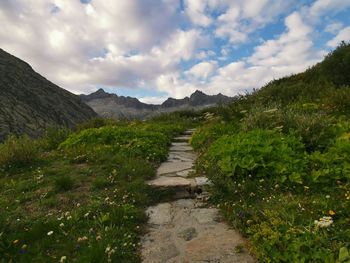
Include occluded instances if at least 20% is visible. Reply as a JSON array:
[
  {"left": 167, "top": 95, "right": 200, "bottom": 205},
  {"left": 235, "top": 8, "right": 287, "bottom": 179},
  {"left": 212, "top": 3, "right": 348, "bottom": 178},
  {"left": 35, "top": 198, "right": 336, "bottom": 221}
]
[
  {"left": 80, "top": 89, "right": 232, "bottom": 119},
  {"left": 0, "top": 49, "right": 97, "bottom": 141}
]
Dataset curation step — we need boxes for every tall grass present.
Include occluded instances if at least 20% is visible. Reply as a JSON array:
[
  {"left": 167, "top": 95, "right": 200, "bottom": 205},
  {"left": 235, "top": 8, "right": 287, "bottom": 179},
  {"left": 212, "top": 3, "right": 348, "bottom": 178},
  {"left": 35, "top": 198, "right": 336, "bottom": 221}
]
[{"left": 0, "top": 135, "right": 39, "bottom": 169}]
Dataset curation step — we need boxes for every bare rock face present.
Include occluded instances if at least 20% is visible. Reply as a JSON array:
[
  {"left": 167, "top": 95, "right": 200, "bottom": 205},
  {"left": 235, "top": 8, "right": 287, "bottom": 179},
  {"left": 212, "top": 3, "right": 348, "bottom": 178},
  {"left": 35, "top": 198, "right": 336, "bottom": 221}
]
[{"left": 0, "top": 49, "right": 97, "bottom": 141}]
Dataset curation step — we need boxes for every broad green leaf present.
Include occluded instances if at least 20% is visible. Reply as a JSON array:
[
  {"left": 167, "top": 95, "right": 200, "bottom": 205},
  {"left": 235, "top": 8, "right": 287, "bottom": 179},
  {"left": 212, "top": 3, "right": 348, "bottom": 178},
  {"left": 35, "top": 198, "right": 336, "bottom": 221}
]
[{"left": 339, "top": 247, "right": 350, "bottom": 262}]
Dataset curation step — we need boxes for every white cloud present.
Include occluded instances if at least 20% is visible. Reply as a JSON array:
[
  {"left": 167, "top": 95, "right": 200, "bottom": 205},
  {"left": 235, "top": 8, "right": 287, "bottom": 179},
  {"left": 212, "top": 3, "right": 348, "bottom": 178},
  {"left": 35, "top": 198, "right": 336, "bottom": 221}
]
[
  {"left": 325, "top": 22, "right": 343, "bottom": 34},
  {"left": 0, "top": 0, "right": 201, "bottom": 94},
  {"left": 214, "top": 0, "right": 295, "bottom": 44},
  {"left": 249, "top": 12, "right": 314, "bottom": 69},
  {"left": 327, "top": 26, "right": 350, "bottom": 47},
  {"left": 309, "top": 0, "right": 350, "bottom": 17},
  {"left": 184, "top": 0, "right": 213, "bottom": 27},
  {"left": 0, "top": 0, "right": 348, "bottom": 101},
  {"left": 155, "top": 11, "right": 324, "bottom": 98},
  {"left": 195, "top": 50, "right": 216, "bottom": 59},
  {"left": 186, "top": 60, "right": 218, "bottom": 79}
]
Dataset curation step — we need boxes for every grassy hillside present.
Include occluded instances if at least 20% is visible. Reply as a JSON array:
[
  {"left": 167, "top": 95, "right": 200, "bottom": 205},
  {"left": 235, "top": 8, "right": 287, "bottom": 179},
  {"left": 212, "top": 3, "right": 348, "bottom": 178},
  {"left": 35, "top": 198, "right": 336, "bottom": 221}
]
[
  {"left": 0, "top": 114, "right": 195, "bottom": 262},
  {"left": 191, "top": 43, "right": 350, "bottom": 262}
]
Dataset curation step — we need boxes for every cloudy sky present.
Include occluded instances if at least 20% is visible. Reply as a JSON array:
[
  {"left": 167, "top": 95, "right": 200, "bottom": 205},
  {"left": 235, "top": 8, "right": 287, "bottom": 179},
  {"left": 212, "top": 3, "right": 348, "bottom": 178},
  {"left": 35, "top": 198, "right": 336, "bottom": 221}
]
[{"left": 1, "top": 0, "right": 350, "bottom": 104}]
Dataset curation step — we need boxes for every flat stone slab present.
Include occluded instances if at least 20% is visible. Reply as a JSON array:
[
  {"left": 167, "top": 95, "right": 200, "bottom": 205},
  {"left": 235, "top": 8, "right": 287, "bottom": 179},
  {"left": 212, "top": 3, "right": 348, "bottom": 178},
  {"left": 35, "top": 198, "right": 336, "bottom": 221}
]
[
  {"left": 173, "top": 199, "right": 195, "bottom": 208},
  {"left": 157, "top": 161, "right": 193, "bottom": 175},
  {"left": 190, "top": 208, "right": 219, "bottom": 224},
  {"left": 148, "top": 176, "right": 193, "bottom": 188},
  {"left": 142, "top": 199, "right": 256, "bottom": 263},
  {"left": 176, "top": 169, "right": 194, "bottom": 177},
  {"left": 168, "top": 152, "right": 196, "bottom": 162},
  {"left": 171, "top": 142, "right": 189, "bottom": 147},
  {"left": 146, "top": 203, "right": 172, "bottom": 225},
  {"left": 184, "top": 228, "right": 255, "bottom": 262},
  {"left": 142, "top": 238, "right": 180, "bottom": 263},
  {"left": 174, "top": 135, "right": 192, "bottom": 141},
  {"left": 184, "top": 129, "right": 196, "bottom": 135},
  {"left": 170, "top": 145, "right": 193, "bottom": 152}
]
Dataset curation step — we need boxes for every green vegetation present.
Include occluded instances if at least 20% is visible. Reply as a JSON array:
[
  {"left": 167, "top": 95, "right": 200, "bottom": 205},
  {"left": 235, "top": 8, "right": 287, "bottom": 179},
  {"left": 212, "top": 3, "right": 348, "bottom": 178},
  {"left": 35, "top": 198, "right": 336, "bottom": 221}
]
[
  {"left": 0, "top": 117, "right": 194, "bottom": 262},
  {"left": 0, "top": 135, "right": 40, "bottom": 168},
  {"left": 191, "top": 43, "right": 350, "bottom": 262},
  {"left": 1, "top": 43, "right": 349, "bottom": 262}
]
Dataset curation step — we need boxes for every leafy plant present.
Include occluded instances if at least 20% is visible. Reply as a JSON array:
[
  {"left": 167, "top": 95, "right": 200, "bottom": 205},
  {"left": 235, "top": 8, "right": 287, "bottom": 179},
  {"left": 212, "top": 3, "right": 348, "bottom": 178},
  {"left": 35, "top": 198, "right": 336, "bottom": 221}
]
[
  {"left": 40, "top": 126, "right": 70, "bottom": 151},
  {"left": 190, "top": 121, "right": 238, "bottom": 151},
  {"left": 308, "top": 136, "right": 350, "bottom": 184},
  {"left": 204, "top": 129, "right": 306, "bottom": 184}
]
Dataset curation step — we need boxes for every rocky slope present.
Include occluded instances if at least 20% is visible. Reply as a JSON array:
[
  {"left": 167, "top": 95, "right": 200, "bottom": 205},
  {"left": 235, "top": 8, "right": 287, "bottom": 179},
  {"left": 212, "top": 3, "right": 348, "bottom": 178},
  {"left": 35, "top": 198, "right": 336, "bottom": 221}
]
[
  {"left": 0, "top": 49, "right": 97, "bottom": 141},
  {"left": 81, "top": 89, "right": 232, "bottom": 119}
]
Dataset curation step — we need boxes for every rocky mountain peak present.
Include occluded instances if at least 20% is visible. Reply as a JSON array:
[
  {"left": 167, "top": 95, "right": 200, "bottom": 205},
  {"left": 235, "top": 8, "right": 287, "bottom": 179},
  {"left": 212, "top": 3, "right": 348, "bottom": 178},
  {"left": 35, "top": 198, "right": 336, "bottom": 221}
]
[{"left": 81, "top": 89, "right": 233, "bottom": 119}]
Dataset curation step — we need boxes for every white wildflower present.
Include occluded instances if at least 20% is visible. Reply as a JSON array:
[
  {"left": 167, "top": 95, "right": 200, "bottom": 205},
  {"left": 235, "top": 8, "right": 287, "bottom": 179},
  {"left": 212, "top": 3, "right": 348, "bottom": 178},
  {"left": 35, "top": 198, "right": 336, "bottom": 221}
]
[{"left": 314, "top": 216, "right": 333, "bottom": 228}]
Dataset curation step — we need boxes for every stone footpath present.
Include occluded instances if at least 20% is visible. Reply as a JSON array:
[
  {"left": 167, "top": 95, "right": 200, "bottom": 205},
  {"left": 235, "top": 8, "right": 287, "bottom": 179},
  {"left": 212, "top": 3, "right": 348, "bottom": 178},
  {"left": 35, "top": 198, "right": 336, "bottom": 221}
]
[{"left": 141, "top": 129, "right": 255, "bottom": 263}]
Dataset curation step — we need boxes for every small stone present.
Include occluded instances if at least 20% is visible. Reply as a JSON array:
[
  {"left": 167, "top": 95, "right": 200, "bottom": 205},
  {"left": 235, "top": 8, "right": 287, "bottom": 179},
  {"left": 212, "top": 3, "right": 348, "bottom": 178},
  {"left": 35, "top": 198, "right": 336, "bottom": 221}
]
[
  {"left": 177, "top": 227, "right": 198, "bottom": 241},
  {"left": 195, "top": 177, "right": 211, "bottom": 186}
]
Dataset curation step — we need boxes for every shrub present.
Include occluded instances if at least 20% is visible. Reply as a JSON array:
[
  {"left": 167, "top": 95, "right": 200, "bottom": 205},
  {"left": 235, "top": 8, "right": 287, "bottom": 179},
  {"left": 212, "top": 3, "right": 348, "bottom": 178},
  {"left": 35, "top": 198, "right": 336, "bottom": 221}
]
[
  {"left": 114, "top": 155, "right": 155, "bottom": 181},
  {"left": 204, "top": 130, "right": 306, "bottom": 184},
  {"left": 54, "top": 175, "right": 75, "bottom": 192},
  {"left": 240, "top": 106, "right": 338, "bottom": 152},
  {"left": 190, "top": 122, "right": 238, "bottom": 151},
  {"left": 0, "top": 135, "right": 39, "bottom": 169},
  {"left": 76, "top": 117, "right": 119, "bottom": 131},
  {"left": 308, "top": 136, "right": 350, "bottom": 185},
  {"left": 142, "top": 122, "right": 185, "bottom": 140},
  {"left": 59, "top": 126, "right": 170, "bottom": 162},
  {"left": 91, "top": 177, "right": 110, "bottom": 190},
  {"left": 240, "top": 104, "right": 283, "bottom": 132},
  {"left": 322, "top": 87, "right": 350, "bottom": 114},
  {"left": 320, "top": 41, "right": 350, "bottom": 87},
  {"left": 41, "top": 126, "right": 71, "bottom": 150}
]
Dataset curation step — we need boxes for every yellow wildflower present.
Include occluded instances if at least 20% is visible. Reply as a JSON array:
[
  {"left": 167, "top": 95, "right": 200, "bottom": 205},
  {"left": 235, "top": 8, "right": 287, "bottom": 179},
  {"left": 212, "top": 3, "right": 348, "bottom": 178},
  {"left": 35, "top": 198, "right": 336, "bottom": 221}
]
[{"left": 329, "top": 210, "right": 336, "bottom": 216}]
